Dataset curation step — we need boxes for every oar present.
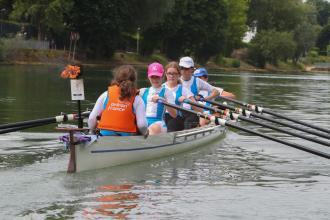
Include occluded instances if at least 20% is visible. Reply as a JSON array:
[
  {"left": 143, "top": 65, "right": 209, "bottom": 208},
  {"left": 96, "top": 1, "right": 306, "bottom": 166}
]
[
  {"left": 159, "top": 100, "right": 330, "bottom": 159},
  {"left": 184, "top": 99, "right": 330, "bottom": 147},
  {"left": 0, "top": 122, "right": 54, "bottom": 134},
  {"left": 217, "top": 95, "right": 330, "bottom": 134},
  {"left": 203, "top": 99, "right": 330, "bottom": 140},
  {"left": 0, "top": 112, "right": 90, "bottom": 134}
]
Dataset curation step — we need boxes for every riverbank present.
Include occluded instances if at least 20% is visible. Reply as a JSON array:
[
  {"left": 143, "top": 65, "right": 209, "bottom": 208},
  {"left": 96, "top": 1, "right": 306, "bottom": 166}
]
[{"left": 0, "top": 49, "right": 329, "bottom": 73}]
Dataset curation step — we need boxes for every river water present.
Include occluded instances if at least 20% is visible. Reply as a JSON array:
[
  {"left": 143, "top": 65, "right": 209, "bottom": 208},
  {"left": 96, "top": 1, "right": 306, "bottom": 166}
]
[{"left": 0, "top": 65, "right": 329, "bottom": 219}]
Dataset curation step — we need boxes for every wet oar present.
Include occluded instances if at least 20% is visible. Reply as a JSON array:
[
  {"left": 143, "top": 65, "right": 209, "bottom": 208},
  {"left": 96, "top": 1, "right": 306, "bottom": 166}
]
[
  {"left": 217, "top": 95, "right": 330, "bottom": 134},
  {"left": 0, "top": 122, "right": 53, "bottom": 134},
  {"left": 159, "top": 100, "right": 330, "bottom": 159},
  {"left": 203, "top": 99, "right": 330, "bottom": 140},
  {"left": 0, "top": 112, "right": 90, "bottom": 134},
  {"left": 184, "top": 99, "right": 330, "bottom": 147}
]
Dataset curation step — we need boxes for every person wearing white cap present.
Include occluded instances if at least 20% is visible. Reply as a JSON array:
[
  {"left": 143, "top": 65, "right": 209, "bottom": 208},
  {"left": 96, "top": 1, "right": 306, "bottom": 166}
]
[
  {"left": 179, "top": 56, "right": 219, "bottom": 129},
  {"left": 139, "top": 62, "right": 176, "bottom": 135}
]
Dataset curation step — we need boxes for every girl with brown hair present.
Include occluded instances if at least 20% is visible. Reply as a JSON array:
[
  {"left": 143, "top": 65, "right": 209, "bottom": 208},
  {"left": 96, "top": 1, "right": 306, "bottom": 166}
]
[
  {"left": 163, "top": 61, "right": 197, "bottom": 131},
  {"left": 88, "top": 65, "right": 148, "bottom": 136}
]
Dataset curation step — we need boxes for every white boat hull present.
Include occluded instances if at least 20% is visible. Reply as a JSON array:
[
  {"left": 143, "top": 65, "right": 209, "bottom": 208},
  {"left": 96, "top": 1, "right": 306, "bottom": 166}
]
[{"left": 71, "top": 125, "right": 226, "bottom": 172}]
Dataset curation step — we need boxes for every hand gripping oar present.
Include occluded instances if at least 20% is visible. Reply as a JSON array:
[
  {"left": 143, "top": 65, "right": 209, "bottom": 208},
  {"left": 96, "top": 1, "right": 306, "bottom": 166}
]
[
  {"left": 217, "top": 95, "right": 330, "bottom": 134},
  {"left": 158, "top": 100, "right": 330, "bottom": 159},
  {"left": 184, "top": 99, "right": 330, "bottom": 147},
  {"left": 0, "top": 111, "right": 90, "bottom": 134},
  {"left": 202, "top": 99, "right": 330, "bottom": 140}
]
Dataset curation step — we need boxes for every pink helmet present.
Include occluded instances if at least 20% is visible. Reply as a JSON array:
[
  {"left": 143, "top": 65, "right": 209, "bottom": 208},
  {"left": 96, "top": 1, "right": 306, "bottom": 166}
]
[{"left": 147, "top": 62, "right": 164, "bottom": 77}]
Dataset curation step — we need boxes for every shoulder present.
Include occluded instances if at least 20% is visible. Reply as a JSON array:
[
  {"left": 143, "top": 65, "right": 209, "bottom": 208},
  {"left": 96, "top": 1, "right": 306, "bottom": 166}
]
[
  {"left": 139, "top": 88, "right": 147, "bottom": 96},
  {"left": 134, "top": 95, "right": 145, "bottom": 106},
  {"left": 98, "top": 91, "right": 108, "bottom": 101},
  {"left": 195, "top": 77, "right": 204, "bottom": 85},
  {"left": 198, "top": 78, "right": 213, "bottom": 88}
]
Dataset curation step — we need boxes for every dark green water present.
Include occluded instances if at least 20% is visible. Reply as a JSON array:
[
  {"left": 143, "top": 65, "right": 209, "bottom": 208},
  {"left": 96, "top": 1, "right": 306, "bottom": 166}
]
[{"left": 0, "top": 65, "right": 329, "bottom": 219}]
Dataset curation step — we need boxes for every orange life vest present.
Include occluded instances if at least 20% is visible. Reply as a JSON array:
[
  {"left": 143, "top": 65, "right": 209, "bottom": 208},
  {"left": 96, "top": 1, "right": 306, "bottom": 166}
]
[{"left": 97, "top": 85, "right": 137, "bottom": 133}]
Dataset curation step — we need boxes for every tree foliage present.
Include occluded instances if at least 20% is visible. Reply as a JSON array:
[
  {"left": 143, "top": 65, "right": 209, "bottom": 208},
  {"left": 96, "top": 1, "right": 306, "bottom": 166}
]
[
  {"left": 249, "top": 30, "right": 296, "bottom": 67},
  {"left": 247, "top": 0, "right": 307, "bottom": 32},
  {"left": 2, "top": 0, "right": 329, "bottom": 62},
  {"left": 9, "top": 0, "right": 73, "bottom": 40},
  {"left": 316, "top": 24, "right": 330, "bottom": 54},
  {"left": 293, "top": 22, "right": 320, "bottom": 60},
  {"left": 307, "top": 0, "right": 330, "bottom": 26},
  {"left": 142, "top": 0, "right": 229, "bottom": 64},
  {"left": 223, "top": 0, "right": 248, "bottom": 55}
]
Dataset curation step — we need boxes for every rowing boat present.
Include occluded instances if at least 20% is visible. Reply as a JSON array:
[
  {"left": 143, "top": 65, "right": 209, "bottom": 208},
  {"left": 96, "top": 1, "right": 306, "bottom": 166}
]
[{"left": 64, "top": 124, "right": 226, "bottom": 173}]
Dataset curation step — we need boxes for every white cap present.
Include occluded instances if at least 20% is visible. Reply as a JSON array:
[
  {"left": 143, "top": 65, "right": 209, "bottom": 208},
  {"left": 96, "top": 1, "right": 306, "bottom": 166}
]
[{"left": 179, "top": 56, "right": 194, "bottom": 68}]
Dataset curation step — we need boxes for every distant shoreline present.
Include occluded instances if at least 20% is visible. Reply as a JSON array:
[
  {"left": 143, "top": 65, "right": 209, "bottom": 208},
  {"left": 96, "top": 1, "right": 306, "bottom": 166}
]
[{"left": 0, "top": 50, "right": 329, "bottom": 74}]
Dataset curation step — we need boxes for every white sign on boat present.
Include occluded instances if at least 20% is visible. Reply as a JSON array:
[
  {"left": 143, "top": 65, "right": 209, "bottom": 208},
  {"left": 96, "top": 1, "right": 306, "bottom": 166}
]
[{"left": 70, "top": 79, "right": 85, "bottom": 100}]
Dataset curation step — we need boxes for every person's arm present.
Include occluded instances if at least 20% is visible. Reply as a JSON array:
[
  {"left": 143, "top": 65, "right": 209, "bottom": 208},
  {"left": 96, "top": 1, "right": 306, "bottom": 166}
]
[
  {"left": 220, "top": 90, "right": 236, "bottom": 99},
  {"left": 88, "top": 92, "right": 107, "bottom": 130},
  {"left": 133, "top": 96, "right": 148, "bottom": 135},
  {"left": 198, "top": 79, "right": 219, "bottom": 101},
  {"left": 179, "top": 87, "right": 202, "bottom": 112}
]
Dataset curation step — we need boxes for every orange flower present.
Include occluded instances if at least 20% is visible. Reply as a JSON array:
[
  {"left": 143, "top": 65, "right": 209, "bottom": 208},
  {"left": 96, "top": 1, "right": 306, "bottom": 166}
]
[{"left": 60, "top": 65, "right": 81, "bottom": 79}]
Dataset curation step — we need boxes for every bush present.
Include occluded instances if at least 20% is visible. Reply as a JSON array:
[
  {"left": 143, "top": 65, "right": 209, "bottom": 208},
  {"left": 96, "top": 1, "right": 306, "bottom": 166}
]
[
  {"left": 215, "top": 55, "right": 226, "bottom": 66},
  {"left": 308, "top": 50, "right": 318, "bottom": 58},
  {"left": 231, "top": 59, "right": 240, "bottom": 68},
  {"left": 248, "top": 30, "right": 297, "bottom": 67}
]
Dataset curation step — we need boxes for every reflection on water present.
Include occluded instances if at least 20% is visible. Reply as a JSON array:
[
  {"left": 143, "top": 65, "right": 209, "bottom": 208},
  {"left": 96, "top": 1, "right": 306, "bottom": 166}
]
[
  {"left": 81, "top": 184, "right": 137, "bottom": 219},
  {"left": 0, "top": 66, "right": 329, "bottom": 219}
]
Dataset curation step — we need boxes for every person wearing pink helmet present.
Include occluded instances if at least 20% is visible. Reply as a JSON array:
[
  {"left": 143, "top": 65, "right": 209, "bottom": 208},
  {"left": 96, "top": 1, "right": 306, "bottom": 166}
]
[{"left": 139, "top": 62, "right": 177, "bottom": 135}]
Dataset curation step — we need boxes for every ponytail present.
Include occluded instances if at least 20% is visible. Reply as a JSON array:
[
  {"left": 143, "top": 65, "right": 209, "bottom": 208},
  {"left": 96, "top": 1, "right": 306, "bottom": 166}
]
[{"left": 111, "top": 65, "right": 137, "bottom": 100}]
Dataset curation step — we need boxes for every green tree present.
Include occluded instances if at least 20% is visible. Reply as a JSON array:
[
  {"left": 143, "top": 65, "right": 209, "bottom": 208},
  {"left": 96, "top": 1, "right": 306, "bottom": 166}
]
[
  {"left": 0, "top": 0, "right": 14, "bottom": 16},
  {"left": 249, "top": 30, "right": 297, "bottom": 66},
  {"left": 9, "top": 0, "right": 73, "bottom": 40},
  {"left": 66, "top": 0, "right": 174, "bottom": 58},
  {"left": 307, "top": 0, "right": 330, "bottom": 26},
  {"left": 142, "top": 0, "right": 228, "bottom": 63},
  {"left": 223, "top": 0, "right": 248, "bottom": 55},
  {"left": 293, "top": 22, "right": 320, "bottom": 61},
  {"left": 247, "top": 0, "right": 306, "bottom": 32},
  {"left": 316, "top": 24, "right": 330, "bottom": 55},
  {"left": 67, "top": 0, "right": 130, "bottom": 58}
]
